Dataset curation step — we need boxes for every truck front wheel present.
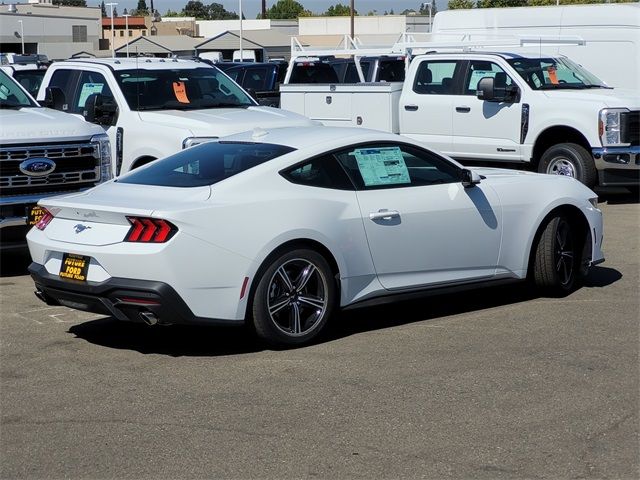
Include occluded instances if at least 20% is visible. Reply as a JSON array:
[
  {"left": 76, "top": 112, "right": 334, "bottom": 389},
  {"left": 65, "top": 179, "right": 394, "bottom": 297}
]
[{"left": 538, "top": 143, "right": 596, "bottom": 188}]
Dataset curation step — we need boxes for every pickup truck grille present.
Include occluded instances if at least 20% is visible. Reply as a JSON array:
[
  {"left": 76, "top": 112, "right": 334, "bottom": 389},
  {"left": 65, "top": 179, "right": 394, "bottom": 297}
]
[
  {"left": 0, "top": 142, "right": 99, "bottom": 196},
  {"left": 621, "top": 111, "right": 639, "bottom": 146}
]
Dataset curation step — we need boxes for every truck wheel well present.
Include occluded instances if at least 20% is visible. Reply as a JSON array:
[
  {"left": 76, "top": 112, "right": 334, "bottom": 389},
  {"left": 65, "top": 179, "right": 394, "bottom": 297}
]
[
  {"left": 130, "top": 156, "right": 156, "bottom": 170},
  {"left": 527, "top": 205, "right": 591, "bottom": 279},
  {"left": 532, "top": 127, "right": 591, "bottom": 168}
]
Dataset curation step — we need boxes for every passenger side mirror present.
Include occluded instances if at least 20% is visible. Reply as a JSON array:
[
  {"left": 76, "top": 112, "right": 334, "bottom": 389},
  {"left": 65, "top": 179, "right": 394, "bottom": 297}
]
[
  {"left": 476, "top": 77, "right": 496, "bottom": 102},
  {"left": 83, "top": 93, "right": 118, "bottom": 126},
  {"left": 477, "top": 76, "right": 518, "bottom": 103},
  {"left": 461, "top": 168, "right": 481, "bottom": 188},
  {"left": 42, "top": 86, "right": 66, "bottom": 111}
]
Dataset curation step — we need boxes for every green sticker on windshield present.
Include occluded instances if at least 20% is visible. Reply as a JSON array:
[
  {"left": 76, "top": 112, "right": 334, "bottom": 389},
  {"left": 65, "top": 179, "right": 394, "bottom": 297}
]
[{"left": 354, "top": 147, "right": 410, "bottom": 186}]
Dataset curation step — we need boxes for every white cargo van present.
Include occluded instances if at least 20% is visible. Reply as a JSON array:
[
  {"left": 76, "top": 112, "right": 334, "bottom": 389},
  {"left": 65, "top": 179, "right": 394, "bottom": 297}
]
[{"left": 431, "top": 4, "right": 640, "bottom": 90}]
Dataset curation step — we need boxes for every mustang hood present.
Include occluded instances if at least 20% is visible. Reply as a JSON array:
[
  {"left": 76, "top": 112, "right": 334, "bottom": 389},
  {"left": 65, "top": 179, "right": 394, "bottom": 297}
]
[
  {"left": 0, "top": 107, "right": 104, "bottom": 145},
  {"left": 138, "top": 106, "right": 316, "bottom": 137}
]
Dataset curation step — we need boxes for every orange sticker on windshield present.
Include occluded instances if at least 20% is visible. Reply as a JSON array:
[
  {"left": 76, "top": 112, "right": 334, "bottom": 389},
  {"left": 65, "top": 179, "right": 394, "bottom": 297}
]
[
  {"left": 547, "top": 66, "right": 559, "bottom": 85},
  {"left": 172, "top": 81, "right": 190, "bottom": 103}
]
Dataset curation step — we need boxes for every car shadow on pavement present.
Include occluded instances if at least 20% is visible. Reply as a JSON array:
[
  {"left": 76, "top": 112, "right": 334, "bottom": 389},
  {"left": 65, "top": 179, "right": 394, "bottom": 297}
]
[
  {"left": 596, "top": 187, "right": 638, "bottom": 205},
  {"left": 67, "top": 265, "right": 621, "bottom": 356}
]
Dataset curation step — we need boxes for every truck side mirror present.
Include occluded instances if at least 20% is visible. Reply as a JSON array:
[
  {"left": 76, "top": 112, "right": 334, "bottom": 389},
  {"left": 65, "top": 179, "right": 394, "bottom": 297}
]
[
  {"left": 83, "top": 93, "right": 118, "bottom": 126},
  {"left": 476, "top": 77, "right": 496, "bottom": 102},
  {"left": 42, "top": 87, "right": 66, "bottom": 111}
]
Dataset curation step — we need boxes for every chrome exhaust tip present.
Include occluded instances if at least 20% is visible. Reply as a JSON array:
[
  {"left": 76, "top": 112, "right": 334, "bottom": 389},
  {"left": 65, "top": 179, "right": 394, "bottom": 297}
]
[
  {"left": 34, "top": 290, "right": 47, "bottom": 303},
  {"left": 139, "top": 310, "right": 159, "bottom": 326}
]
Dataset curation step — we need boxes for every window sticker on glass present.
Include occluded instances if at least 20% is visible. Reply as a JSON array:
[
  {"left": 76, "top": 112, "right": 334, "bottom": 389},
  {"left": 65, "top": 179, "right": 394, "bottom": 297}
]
[
  {"left": 173, "top": 81, "right": 190, "bottom": 103},
  {"left": 78, "top": 83, "right": 104, "bottom": 107},
  {"left": 354, "top": 147, "right": 410, "bottom": 186}
]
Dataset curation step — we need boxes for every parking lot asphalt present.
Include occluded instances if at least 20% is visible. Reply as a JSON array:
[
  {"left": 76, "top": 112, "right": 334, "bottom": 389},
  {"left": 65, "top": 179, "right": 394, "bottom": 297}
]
[{"left": 1, "top": 191, "right": 638, "bottom": 479}]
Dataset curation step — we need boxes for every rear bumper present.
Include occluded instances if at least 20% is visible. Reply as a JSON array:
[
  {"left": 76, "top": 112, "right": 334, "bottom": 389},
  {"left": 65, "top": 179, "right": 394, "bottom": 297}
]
[
  {"left": 29, "top": 262, "right": 237, "bottom": 326},
  {"left": 592, "top": 146, "right": 640, "bottom": 186}
]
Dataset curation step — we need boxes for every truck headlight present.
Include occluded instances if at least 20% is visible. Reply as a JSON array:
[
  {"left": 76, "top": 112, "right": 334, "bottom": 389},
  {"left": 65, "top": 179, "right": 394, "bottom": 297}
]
[
  {"left": 599, "top": 108, "right": 630, "bottom": 147},
  {"left": 91, "top": 133, "right": 112, "bottom": 182},
  {"left": 182, "top": 137, "right": 218, "bottom": 149}
]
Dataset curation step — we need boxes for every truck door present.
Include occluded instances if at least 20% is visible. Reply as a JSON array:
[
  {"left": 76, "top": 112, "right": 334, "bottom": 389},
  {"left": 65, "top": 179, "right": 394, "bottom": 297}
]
[
  {"left": 399, "top": 59, "right": 463, "bottom": 155},
  {"left": 451, "top": 60, "right": 523, "bottom": 162},
  {"left": 47, "top": 68, "right": 120, "bottom": 175}
]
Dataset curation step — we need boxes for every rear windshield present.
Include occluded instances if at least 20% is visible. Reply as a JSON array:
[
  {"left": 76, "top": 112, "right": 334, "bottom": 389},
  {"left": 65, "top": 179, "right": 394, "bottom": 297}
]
[{"left": 118, "top": 141, "right": 295, "bottom": 187}]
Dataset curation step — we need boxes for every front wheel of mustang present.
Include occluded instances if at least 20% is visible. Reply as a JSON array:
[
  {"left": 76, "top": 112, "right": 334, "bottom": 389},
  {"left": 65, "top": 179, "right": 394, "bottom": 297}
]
[
  {"left": 533, "top": 215, "right": 579, "bottom": 295},
  {"left": 252, "top": 249, "right": 336, "bottom": 347}
]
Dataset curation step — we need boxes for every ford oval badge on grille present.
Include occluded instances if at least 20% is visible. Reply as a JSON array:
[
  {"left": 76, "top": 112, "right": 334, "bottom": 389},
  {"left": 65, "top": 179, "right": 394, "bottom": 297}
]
[{"left": 19, "top": 158, "right": 56, "bottom": 177}]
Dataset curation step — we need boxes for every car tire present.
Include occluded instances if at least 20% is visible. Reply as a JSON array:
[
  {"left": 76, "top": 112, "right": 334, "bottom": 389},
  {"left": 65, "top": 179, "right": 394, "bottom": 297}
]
[
  {"left": 252, "top": 248, "right": 336, "bottom": 347},
  {"left": 538, "top": 143, "right": 597, "bottom": 188},
  {"left": 533, "top": 215, "right": 579, "bottom": 295}
]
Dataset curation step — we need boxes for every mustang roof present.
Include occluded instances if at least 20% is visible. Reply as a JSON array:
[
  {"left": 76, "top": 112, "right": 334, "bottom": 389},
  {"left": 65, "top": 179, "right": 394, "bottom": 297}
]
[{"left": 222, "top": 126, "right": 404, "bottom": 150}]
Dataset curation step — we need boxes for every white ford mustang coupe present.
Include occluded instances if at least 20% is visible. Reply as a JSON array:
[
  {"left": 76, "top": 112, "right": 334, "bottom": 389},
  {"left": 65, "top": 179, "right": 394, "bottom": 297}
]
[{"left": 27, "top": 127, "right": 604, "bottom": 346}]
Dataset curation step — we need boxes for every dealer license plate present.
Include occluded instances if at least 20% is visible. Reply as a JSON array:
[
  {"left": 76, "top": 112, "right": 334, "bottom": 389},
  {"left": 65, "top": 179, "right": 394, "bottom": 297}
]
[
  {"left": 27, "top": 205, "right": 47, "bottom": 226},
  {"left": 59, "top": 253, "right": 90, "bottom": 282}
]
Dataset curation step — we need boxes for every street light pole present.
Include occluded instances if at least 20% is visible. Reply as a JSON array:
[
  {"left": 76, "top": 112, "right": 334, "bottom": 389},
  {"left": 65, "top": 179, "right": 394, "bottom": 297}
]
[
  {"left": 18, "top": 20, "right": 24, "bottom": 54},
  {"left": 106, "top": 2, "right": 118, "bottom": 58},
  {"left": 350, "top": 0, "right": 355, "bottom": 40},
  {"left": 239, "top": 0, "right": 243, "bottom": 62},
  {"left": 123, "top": 13, "right": 130, "bottom": 58}
]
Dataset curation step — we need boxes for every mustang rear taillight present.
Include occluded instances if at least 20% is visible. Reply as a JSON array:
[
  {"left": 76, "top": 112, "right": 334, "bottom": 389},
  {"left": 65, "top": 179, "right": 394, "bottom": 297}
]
[
  {"left": 35, "top": 208, "right": 54, "bottom": 231},
  {"left": 125, "top": 217, "right": 177, "bottom": 243}
]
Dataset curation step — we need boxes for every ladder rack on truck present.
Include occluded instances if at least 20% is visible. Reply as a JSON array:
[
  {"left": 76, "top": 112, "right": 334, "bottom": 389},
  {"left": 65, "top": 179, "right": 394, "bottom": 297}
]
[{"left": 284, "top": 34, "right": 586, "bottom": 83}]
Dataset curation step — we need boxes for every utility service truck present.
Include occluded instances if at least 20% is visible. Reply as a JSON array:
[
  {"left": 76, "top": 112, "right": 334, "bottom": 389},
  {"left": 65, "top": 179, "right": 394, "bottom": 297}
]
[{"left": 280, "top": 39, "right": 639, "bottom": 188}]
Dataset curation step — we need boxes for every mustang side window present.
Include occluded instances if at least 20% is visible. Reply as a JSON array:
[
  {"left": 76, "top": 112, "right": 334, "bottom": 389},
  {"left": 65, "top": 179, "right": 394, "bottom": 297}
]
[
  {"left": 335, "top": 143, "right": 460, "bottom": 190},
  {"left": 282, "top": 155, "right": 354, "bottom": 190}
]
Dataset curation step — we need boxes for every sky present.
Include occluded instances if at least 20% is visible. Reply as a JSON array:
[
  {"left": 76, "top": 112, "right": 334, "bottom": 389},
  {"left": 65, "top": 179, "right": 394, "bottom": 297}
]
[{"left": 100, "top": 1, "right": 447, "bottom": 18}]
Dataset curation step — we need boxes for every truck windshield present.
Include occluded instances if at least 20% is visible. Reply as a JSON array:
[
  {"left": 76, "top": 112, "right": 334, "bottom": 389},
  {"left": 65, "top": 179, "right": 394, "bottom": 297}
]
[
  {"left": 507, "top": 57, "right": 607, "bottom": 90},
  {"left": 0, "top": 70, "right": 38, "bottom": 109},
  {"left": 114, "top": 67, "right": 256, "bottom": 111}
]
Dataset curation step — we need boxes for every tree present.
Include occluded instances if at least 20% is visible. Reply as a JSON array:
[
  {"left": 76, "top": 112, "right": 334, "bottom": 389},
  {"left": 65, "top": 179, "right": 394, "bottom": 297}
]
[
  {"left": 100, "top": 0, "right": 107, "bottom": 16},
  {"left": 266, "top": 0, "right": 311, "bottom": 19},
  {"left": 401, "top": 8, "right": 417, "bottom": 14},
  {"left": 207, "top": 2, "right": 239, "bottom": 19},
  {"left": 419, "top": 1, "right": 438, "bottom": 16},
  {"left": 323, "top": 3, "right": 354, "bottom": 16},
  {"left": 164, "top": 8, "right": 181, "bottom": 16},
  {"left": 123, "top": 7, "right": 128, "bottom": 15},
  {"left": 52, "top": 0, "right": 87, "bottom": 6},
  {"left": 112, "top": 5, "right": 118, "bottom": 16},
  {"left": 476, "top": 0, "right": 527, "bottom": 7},
  {"left": 447, "top": 0, "right": 474, "bottom": 8},
  {"left": 182, "top": 0, "right": 209, "bottom": 18},
  {"left": 133, "top": 0, "right": 149, "bottom": 16}
]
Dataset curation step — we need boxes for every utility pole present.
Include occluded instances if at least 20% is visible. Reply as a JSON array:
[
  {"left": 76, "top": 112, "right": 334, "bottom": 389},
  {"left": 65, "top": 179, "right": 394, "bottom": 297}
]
[
  {"left": 239, "top": 0, "right": 243, "bottom": 61},
  {"left": 350, "top": 0, "right": 354, "bottom": 40},
  {"left": 123, "top": 13, "right": 130, "bottom": 57},
  {"left": 18, "top": 20, "right": 24, "bottom": 54},
  {"left": 262, "top": 0, "right": 266, "bottom": 19},
  {"left": 106, "top": 2, "right": 118, "bottom": 58}
]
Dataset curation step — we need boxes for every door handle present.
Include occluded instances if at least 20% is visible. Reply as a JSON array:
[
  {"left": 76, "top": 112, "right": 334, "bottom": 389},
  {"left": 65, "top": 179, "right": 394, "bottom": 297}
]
[
  {"left": 404, "top": 104, "right": 419, "bottom": 111},
  {"left": 456, "top": 106, "right": 471, "bottom": 113},
  {"left": 369, "top": 210, "right": 400, "bottom": 221}
]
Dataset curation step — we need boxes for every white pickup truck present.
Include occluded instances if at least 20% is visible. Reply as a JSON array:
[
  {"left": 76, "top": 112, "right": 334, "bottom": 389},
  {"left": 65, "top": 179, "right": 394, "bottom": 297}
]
[
  {"left": 37, "top": 58, "right": 315, "bottom": 175},
  {"left": 281, "top": 51, "right": 640, "bottom": 188},
  {"left": 1, "top": 69, "right": 111, "bottom": 251}
]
